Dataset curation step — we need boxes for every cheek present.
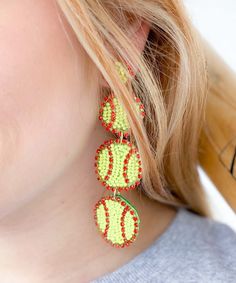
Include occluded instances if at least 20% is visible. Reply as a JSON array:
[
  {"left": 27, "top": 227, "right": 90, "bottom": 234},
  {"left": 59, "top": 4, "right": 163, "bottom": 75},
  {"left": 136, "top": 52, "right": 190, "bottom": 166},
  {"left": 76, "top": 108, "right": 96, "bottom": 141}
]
[{"left": 0, "top": 0, "right": 99, "bottom": 216}]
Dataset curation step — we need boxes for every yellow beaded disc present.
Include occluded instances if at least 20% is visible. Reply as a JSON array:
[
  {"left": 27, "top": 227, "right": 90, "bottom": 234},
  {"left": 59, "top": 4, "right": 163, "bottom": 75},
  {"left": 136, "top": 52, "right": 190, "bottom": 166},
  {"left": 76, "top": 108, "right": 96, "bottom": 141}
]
[
  {"left": 99, "top": 93, "right": 145, "bottom": 138},
  {"left": 95, "top": 139, "right": 142, "bottom": 192},
  {"left": 94, "top": 195, "right": 140, "bottom": 248}
]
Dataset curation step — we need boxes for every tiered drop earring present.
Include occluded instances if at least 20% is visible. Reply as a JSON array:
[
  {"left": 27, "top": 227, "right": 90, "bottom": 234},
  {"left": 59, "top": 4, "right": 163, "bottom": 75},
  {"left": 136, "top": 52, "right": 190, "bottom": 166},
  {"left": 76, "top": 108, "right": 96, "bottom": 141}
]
[{"left": 93, "top": 60, "right": 145, "bottom": 248}]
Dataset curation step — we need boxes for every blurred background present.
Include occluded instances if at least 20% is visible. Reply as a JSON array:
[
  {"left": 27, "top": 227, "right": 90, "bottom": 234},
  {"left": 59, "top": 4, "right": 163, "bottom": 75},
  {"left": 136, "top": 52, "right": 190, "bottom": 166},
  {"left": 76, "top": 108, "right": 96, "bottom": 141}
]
[{"left": 183, "top": 0, "right": 236, "bottom": 229}]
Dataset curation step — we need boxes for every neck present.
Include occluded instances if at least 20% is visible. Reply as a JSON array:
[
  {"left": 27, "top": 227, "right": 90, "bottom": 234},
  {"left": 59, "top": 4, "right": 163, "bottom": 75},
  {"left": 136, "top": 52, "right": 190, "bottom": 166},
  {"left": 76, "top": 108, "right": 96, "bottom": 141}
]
[{"left": 0, "top": 129, "right": 177, "bottom": 283}]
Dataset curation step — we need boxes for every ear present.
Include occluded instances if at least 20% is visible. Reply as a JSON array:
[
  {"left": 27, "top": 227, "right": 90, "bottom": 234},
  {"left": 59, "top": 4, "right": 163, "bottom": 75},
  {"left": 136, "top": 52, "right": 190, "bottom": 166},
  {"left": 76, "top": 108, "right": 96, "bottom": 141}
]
[
  {"left": 100, "top": 20, "right": 151, "bottom": 88},
  {"left": 128, "top": 19, "right": 151, "bottom": 60}
]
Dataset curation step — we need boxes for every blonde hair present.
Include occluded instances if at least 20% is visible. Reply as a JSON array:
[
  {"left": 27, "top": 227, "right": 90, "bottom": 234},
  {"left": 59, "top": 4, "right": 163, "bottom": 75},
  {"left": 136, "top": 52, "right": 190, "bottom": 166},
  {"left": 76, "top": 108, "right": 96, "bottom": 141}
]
[{"left": 56, "top": 0, "right": 211, "bottom": 216}]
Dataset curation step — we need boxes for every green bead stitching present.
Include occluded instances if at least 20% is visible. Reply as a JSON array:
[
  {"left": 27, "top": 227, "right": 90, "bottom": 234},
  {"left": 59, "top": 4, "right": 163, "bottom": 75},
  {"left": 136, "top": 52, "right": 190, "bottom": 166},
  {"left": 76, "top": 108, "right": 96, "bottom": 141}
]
[{"left": 118, "top": 194, "right": 140, "bottom": 216}]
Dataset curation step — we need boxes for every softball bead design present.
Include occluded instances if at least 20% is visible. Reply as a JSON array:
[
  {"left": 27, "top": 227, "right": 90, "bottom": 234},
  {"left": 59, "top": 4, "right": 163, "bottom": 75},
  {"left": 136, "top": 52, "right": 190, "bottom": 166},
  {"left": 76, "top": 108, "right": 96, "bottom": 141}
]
[
  {"left": 94, "top": 195, "right": 140, "bottom": 248},
  {"left": 99, "top": 93, "right": 145, "bottom": 137},
  {"left": 95, "top": 139, "right": 142, "bottom": 192}
]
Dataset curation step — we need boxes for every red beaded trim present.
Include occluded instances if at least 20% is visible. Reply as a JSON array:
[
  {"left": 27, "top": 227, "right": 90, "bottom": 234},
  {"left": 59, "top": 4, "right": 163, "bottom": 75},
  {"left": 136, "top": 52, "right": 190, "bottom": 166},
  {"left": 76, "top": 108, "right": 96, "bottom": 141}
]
[
  {"left": 94, "top": 195, "right": 140, "bottom": 248},
  {"left": 123, "top": 59, "right": 140, "bottom": 78},
  {"left": 126, "top": 63, "right": 135, "bottom": 77},
  {"left": 123, "top": 148, "right": 132, "bottom": 184},
  {"left": 101, "top": 199, "right": 109, "bottom": 239},
  {"left": 134, "top": 96, "right": 145, "bottom": 118},
  {"left": 120, "top": 205, "right": 130, "bottom": 243},
  {"left": 103, "top": 145, "right": 113, "bottom": 182},
  {"left": 94, "top": 139, "right": 142, "bottom": 192}
]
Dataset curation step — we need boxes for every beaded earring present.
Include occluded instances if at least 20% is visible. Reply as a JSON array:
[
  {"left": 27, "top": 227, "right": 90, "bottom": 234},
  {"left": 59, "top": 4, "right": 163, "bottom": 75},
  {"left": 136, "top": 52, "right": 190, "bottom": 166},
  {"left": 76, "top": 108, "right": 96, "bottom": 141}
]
[{"left": 93, "top": 59, "right": 145, "bottom": 248}]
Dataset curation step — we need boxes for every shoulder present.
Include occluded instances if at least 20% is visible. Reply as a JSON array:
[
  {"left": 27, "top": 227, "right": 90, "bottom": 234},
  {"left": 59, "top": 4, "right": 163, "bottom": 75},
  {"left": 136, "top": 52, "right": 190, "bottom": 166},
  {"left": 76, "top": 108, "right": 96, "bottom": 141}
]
[
  {"left": 161, "top": 208, "right": 236, "bottom": 282},
  {"left": 177, "top": 208, "right": 236, "bottom": 253}
]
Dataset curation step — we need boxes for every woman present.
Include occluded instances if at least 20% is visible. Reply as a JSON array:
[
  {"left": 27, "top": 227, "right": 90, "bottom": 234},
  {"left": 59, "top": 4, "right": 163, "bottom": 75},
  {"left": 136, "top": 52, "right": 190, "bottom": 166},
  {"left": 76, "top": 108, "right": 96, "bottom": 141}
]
[{"left": 0, "top": 0, "right": 235, "bottom": 282}]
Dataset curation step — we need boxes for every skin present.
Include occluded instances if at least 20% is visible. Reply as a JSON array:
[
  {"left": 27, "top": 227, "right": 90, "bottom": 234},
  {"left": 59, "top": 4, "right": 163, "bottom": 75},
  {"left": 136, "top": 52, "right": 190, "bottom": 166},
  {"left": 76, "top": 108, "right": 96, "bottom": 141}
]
[{"left": 0, "top": 1, "right": 177, "bottom": 282}]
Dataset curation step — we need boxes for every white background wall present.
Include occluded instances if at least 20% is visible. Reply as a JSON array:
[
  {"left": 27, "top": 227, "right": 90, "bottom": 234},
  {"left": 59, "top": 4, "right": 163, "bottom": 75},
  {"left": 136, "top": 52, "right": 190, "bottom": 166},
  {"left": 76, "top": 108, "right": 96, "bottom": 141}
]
[{"left": 183, "top": 0, "right": 236, "bottom": 228}]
